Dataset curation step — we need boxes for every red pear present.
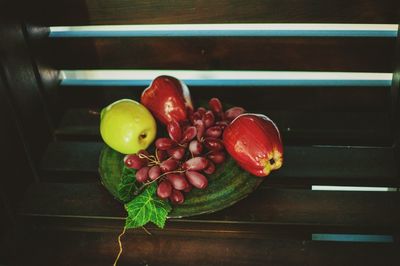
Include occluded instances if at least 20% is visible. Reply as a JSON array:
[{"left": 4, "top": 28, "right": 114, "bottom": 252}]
[
  {"left": 223, "top": 114, "right": 283, "bottom": 177},
  {"left": 141, "top": 76, "right": 193, "bottom": 125}
]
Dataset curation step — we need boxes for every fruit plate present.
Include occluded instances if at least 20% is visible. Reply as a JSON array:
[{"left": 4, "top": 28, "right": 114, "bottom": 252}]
[{"left": 99, "top": 145, "right": 263, "bottom": 218}]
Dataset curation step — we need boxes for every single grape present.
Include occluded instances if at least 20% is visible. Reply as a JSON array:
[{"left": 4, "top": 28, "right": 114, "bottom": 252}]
[
  {"left": 167, "top": 173, "right": 189, "bottom": 190},
  {"left": 155, "top": 138, "right": 176, "bottom": 150},
  {"left": 205, "top": 126, "right": 222, "bottom": 138},
  {"left": 207, "top": 151, "right": 226, "bottom": 164},
  {"left": 185, "top": 171, "right": 208, "bottom": 189},
  {"left": 167, "top": 146, "right": 186, "bottom": 160},
  {"left": 156, "top": 149, "right": 168, "bottom": 161},
  {"left": 157, "top": 180, "right": 172, "bottom": 199},
  {"left": 209, "top": 98, "right": 223, "bottom": 117},
  {"left": 203, "top": 161, "right": 216, "bottom": 174},
  {"left": 167, "top": 120, "right": 182, "bottom": 142},
  {"left": 148, "top": 165, "right": 161, "bottom": 180},
  {"left": 203, "top": 110, "right": 215, "bottom": 128},
  {"left": 225, "top": 107, "right": 245, "bottom": 121},
  {"left": 204, "top": 137, "right": 224, "bottom": 151},
  {"left": 124, "top": 154, "right": 145, "bottom": 169},
  {"left": 160, "top": 158, "right": 179, "bottom": 172},
  {"left": 181, "top": 126, "right": 197, "bottom": 143},
  {"left": 190, "top": 112, "right": 202, "bottom": 124},
  {"left": 189, "top": 140, "right": 203, "bottom": 156},
  {"left": 170, "top": 189, "right": 185, "bottom": 204},
  {"left": 197, "top": 107, "right": 206, "bottom": 116},
  {"left": 182, "top": 157, "right": 209, "bottom": 171},
  {"left": 136, "top": 166, "right": 149, "bottom": 183},
  {"left": 194, "top": 120, "right": 205, "bottom": 142}
]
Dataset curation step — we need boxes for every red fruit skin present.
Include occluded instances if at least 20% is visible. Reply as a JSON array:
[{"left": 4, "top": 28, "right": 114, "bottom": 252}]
[
  {"left": 141, "top": 76, "right": 193, "bottom": 125},
  {"left": 170, "top": 189, "right": 185, "bottom": 204},
  {"left": 223, "top": 113, "right": 283, "bottom": 177}
]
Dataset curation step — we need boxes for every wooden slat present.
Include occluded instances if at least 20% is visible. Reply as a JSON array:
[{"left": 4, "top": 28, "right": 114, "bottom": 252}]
[
  {"left": 55, "top": 108, "right": 392, "bottom": 146},
  {"left": 58, "top": 85, "right": 390, "bottom": 111},
  {"left": 16, "top": 226, "right": 400, "bottom": 266},
  {"left": 0, "top": 72, "right": 38, "bottom": 210},
  {"left": 33, "top": 37, "right": 396, "bottom": 72},
  {"left": 40, "top": 141, "right": 399, "bottom": 186},
  {"left": 0, "top": 21, "right": 53, "bottom": 166},
  {"left": 20, "top": 183, "right": 400, "bottom": 230},
  {"left": 41, "top": 142, "right": 103, "bottom": 180},
  {"left": 20, "top": 0, "right": 399, "bottom": 25}
]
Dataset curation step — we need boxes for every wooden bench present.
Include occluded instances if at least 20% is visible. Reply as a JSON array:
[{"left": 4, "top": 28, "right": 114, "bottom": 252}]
[{"left": 1, "top": 0, "right": 399, "bottom": 265}]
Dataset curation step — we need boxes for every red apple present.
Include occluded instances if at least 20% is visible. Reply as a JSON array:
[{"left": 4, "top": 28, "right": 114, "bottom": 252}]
[
  {"left": 141, "top": 76, "right": 193, "bottom": 125},
  {"left": 223, "top": 113, "right": 283, "bottom": 177}
]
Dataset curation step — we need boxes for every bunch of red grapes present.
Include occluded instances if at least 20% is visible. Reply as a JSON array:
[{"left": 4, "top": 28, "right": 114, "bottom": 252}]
[{"left": 124, "top": 98, "right": 245, "bottom": 204}]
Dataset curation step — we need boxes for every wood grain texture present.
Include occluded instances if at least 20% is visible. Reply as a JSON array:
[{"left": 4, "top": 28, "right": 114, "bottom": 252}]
[
  {"left": 54, "top": 84, "right": 393, "bottom": 146},
  {"left": 16, "top": 227, "right": 400, "bottom": 266},
  {"left": 57, "top": 85, "right": 391, "bottom": 112},
  {"left": 54, "top": 108, "right": 392, "bottom": 146},
  {"left": 33, "top": 37, "right": 396, "bottom": 72},
  {"left": 0, "top": 21, "right": 53, "bottom": 165},
  {"left": 0, "top": 37, "right": 38, "bottom": 263},
  {"left": 20, "top": 182, "right": 400, "bottom": 230},
  {"left": 19, "top": 0, "right": 400, "bottom": 25},
  {"left": 40, "top": 141, "right": 399, "bottom": 186}
]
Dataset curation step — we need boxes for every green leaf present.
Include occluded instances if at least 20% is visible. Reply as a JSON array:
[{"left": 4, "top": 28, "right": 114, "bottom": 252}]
[
  {"left": 117, "top": 166, "right": 139, "bottom": 202},
  {"left": 125, "top": 183, "right": 172, "bottom": 229}
]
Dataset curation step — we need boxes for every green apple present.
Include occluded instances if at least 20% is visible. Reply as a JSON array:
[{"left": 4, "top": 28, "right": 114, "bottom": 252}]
[{"left": 100, "top": 99, "right": 157, "bottom": 154}]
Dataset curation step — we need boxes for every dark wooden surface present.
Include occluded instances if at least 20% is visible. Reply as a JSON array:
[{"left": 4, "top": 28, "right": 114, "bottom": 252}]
[
  {"left": 0, "top": 21, "right": 54, "bottom": 165},
  {"left": 4, "top": 0, "right": 399, "bottom": 264},
  {"left": 58, "top": 85, "right": 390, "bottom": 111},
  {"left": 0, "top": 44, "right": 38, "bottom": 264},
  {"left": 40, "top": 141, "right": 399, "bottom": 186},
  {"left": 54, "top": 108, "right": 392, "bottom": 146},
  {"left": 56, "top": 86, "right": 393, "bottom": 146},
  {"left": 19, "top": 0, "right": 400, "bottom": 25},
  {"left": 33, "top": 37, "right": 396, "bottom": 72},
  {"left": 0, "top": 72, "right": 36, "bottom": 207},
  {"left": 20, "top": 182, "right": 400, "bottom": 231},
  {"left": 16, "top": 226, "right": 400, "bottom": 266}
]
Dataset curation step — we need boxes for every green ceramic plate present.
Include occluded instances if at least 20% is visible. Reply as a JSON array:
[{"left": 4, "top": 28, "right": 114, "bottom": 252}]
[{"left": 99, "top": 145, "right": 262, "bottom": 218}]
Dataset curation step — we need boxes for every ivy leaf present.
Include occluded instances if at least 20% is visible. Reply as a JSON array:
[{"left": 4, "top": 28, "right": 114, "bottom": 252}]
[
  {"left": 125, "top": 183, "right": 172, "bottom": 229},
  {"left": 117, "top": 166, "right": 139, "bottom": 202}
]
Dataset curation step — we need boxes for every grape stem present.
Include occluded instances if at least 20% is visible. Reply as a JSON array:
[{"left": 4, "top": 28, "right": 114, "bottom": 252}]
[
  {"left": 155, "top": 148, "right": 160, "bottom": 162},
  {"left": 133, "top": 169, "right": 186, "bottom": 195},
  {"left": 138, "top": 153, "right": 159, "bottom": 165},
  {"left": 113, "top": 225, "right": 126, "bottom": 266}
]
